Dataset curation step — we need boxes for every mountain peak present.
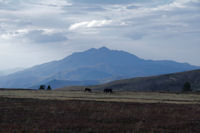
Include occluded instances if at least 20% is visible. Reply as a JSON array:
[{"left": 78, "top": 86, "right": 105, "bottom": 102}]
[
  {"left": 87, "top": 47, "right": 110, "bottom": 52},
  {"left": 98, "top": 47, "right": 110, "bottom": 51}
]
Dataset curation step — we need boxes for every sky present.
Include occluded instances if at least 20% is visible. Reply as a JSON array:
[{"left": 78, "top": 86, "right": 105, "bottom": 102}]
[{"left": 0, "top": 0, "right": 200, "bottom": 70}]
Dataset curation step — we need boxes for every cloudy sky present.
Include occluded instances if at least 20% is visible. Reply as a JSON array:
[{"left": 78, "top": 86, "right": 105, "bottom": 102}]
[{"left": 0, "top": 0, "right": 199, "bottom": 70}]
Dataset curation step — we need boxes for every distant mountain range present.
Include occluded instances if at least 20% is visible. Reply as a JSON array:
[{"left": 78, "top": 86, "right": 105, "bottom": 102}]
[
  {"left": 59, "top": 69, "right": 200, "bottom": 92},
  {"left": 0, "top": 47, "right": 199, "bottom": 89}
]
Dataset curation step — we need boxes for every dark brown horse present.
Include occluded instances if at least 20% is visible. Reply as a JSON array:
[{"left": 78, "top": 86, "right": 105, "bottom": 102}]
[
  {"left": 104, "top": 88, "right": 113, "bottom": 93},
  {"left": 84, "top": 88, "right": 92, "bottom": 92}
]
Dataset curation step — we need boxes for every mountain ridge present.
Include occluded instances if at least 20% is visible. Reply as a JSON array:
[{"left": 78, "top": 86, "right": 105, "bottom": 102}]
[{"left": 0, "top": 47, "right": 199, "bottom": 89}]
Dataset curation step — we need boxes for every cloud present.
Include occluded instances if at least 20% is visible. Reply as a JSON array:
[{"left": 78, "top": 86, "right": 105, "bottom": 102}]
[
  {"left": 25, "top": 30, "right": 68, "bottom": 43},
  {"left": 128, "top": 33, "right": 146, "bottom": 40},
  {"left": 0, "top": 0, "right": 200, "bottom": 69},
  {"left": 34, "top": 0, "right": 72, "bottom": 7},
  {"left": 0, "top": 0, "right": 72, "bottom": 7},
  {"left": 69, "top": 20, "right": 112, "bottom": 31},
  {"left": 69, "top": 0, "right": 127, "bottom": 5}
]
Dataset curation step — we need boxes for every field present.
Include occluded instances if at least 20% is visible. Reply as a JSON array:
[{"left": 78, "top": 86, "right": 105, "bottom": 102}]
[
  {"left": 0, "top": 90, "right": 200, "bottom": 132},
  {"left": 0, "top": 89, "right": 200, "bottom": 104}
]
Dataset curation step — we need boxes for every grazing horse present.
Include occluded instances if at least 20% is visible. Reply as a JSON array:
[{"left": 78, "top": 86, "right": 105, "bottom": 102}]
[
  {"left": 104, "top": 88, "right": 113, "bottom": 93},
  {"left": 84, "top": 88, "right": 92, "bottom": 92}
]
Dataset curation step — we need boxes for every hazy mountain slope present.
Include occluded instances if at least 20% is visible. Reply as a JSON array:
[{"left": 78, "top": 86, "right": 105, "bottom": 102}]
[
  {"left": 30, "top": 80, "right": 99, "bottom": 89},
  {"left": 0, "top": 47, "right": 199, "bottom": 88},
  {"left": 59, "top": 69, "right": 200, "bottom": 92},
  {"left": 97, "top": 69, "right": 200, "bottom": 91}
]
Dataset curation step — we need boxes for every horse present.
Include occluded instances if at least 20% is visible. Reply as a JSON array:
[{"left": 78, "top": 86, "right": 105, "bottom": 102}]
[
  {"left": 84, "top": 88, "right": 92, "bottom": 92},
  {"left": 104, "top": 88, "right": 113, "bottom": 93}
]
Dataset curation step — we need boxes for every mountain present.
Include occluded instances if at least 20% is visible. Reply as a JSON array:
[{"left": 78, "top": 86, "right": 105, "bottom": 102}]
[
  {"left": 59, "top": 69, "right": 200, "bottom": 92},
  {"left": 0, "top": 47, "right": 199, "bottom": 89}
]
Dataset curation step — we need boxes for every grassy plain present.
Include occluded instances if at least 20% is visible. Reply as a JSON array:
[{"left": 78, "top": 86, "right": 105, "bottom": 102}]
[{"left": 0, "top": 89, "right": 200, "bottom": 104}]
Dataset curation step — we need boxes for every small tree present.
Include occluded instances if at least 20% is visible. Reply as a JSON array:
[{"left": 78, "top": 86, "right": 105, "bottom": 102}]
[
  {"left": 47, "top": 85, "right": 52, "bottom": 90},
  {"left": 39, "top": 85, "right": 45, "bottom": 90},
  {"left": 182, "top": 82, "right": 192, "bottom": 92}
]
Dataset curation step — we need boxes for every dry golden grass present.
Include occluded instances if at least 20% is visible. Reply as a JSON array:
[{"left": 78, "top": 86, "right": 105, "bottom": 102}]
[{"left": 0, "top": 89, "right": 199, "bottom": 104}]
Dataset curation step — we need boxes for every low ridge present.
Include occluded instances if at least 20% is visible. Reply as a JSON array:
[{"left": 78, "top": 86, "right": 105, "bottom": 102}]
[{"left": 59, "top": 69, "right": 200, "bottom": 92}]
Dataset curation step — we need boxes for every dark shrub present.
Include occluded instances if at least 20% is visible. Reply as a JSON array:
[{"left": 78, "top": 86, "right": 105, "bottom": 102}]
[
  {"left": 47, "top": 85, "right": 52, "bottom": 90},
  {"left": 182, "top": 82, "right": 192, "bottom": 92},
  {"left": 39, "top": 85, "right": 45, "bottom": 90}
]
